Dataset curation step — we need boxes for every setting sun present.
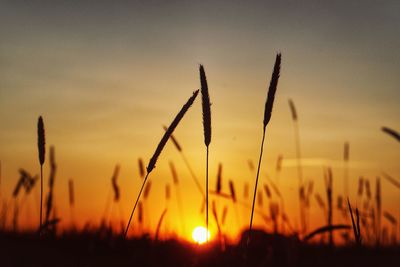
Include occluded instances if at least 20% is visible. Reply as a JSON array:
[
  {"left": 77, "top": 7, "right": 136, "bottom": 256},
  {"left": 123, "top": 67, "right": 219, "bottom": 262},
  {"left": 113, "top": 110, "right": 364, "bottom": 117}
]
[
  {"left": 0, "top": 1, "right": 399, "bottom": 266},
  {"left": 192, "top": 226, "right": 210, "bottom": 244}
]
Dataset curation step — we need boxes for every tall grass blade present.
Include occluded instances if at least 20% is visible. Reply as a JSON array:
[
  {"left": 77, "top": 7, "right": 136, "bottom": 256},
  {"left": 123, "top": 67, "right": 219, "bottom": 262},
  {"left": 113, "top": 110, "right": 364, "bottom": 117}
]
[
  {"left": 37, "top": 116, "right": 45, "bottom": 233},
  {"left": 347, "top": 198, "right": 361, "bottom": 245},
  {"left": 200, "top": 65, "right": 212, "bottom": 241},
  {"left": 344, "top": 142, "right": 350, "bottom": 198},
  {"left": 288, "top": 99, "right": 297, "bottom": 121},
  {"left": 155, "top": 209, "right": 168, "bottom": 241},
  {"left": 375, "top": 177, "right": 381, "bottom": 245},
  {"left": 124, "top": 90, "right": 199, "bottom": 238},
  {"left": 45, "top": 146, "right": 57, "bottom": 226},
  {"left": 248, "top": 53, "right": 281, "bottom": 244},
  {"left": 289, "top": 98, "right": 305, "bottom": 234},
  {"left": 229, "top": 180, "right": 236, "bottom": 203}
]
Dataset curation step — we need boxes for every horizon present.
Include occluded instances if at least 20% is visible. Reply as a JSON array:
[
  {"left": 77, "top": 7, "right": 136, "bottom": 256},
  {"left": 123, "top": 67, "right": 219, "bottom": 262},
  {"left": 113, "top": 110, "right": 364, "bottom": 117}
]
[{"left": 0, "top": 1, "right": 399, "bottom": 244}]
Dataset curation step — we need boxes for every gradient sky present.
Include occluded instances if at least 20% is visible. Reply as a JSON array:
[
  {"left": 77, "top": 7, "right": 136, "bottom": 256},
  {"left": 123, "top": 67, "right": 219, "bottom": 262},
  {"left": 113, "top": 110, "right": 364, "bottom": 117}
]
[{"left": 0, "top": 1, "right": 399, "bottom": 241}]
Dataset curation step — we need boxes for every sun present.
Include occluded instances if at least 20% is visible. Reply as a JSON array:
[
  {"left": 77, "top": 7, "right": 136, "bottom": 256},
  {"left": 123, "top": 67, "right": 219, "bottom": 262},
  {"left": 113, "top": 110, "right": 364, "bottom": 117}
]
[{"left": 192, "top": 226, "right": 210, "bottom": 244}]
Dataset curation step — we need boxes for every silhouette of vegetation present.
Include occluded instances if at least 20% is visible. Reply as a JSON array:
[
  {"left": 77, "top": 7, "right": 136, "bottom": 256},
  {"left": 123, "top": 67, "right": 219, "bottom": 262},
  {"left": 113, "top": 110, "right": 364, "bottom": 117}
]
[
  {"left": 124, "top": 90, "right": 199, "bottom": 238},
  {"left": 0, "top": 58, "right": 398, "bottom": 267}
]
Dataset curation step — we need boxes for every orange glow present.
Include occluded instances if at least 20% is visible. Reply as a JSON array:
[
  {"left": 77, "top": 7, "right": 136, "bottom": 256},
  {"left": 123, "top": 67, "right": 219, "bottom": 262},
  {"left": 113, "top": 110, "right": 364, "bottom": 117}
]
[{"left": 192, "top": 226, "right": 210, "bottom": 244}]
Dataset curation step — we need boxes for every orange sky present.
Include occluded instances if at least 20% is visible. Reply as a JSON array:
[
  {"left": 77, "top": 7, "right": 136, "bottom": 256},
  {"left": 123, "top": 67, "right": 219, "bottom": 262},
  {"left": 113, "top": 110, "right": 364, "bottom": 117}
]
[{"left": 0, "top": 1, "right": 399, "bottom": 243}]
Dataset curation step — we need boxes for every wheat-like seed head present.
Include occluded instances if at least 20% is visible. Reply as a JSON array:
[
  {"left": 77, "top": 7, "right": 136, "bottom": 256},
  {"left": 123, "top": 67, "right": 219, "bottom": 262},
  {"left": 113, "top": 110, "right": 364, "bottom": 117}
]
[
  {"left": 383, "top": 211, "right": 397, "bottom": 225},
  {"left": 264, "top": 184, "right": 271, "bottom": 199},
  {"left": 68, "top": 179, "right": 74, "bottom": 206},
  {"left": 257, "top": 190, "right": 263, "bottom": 206},
  {"left": 276, "top": 155, "right": 283, "bottom": 172},
  {"left": 307, "top": 180, "right": 314, "bottom": 196},
  {"left": 48, "top": 146, "right": 56, "bottom": 187},
  {"left": 147, "top": 90, "right": 199, "bottom": 173},
  {"left": 229, "top": 180, "right": 236, "bottom": 203},
  {"left": 221, "top": 205, "right": 228, "bottom": 225},
  {"left": 288, "top": 98, "right": 297, "bottom": 121},
  {"left": 138, "top": 158, "right": 145, "bottom": 178},
  {"left": 37, "top": 116, "right": 45, "bottom": 166},
  {"left": 365, "top": 179, "right": 371, "bottom": 199},
  {"left": 337, "top": 195, "right": 343, "bottom": 209},
  {"left": 315, "top": 193, "right": 326, "bottom": 209},
  {"left": 344, "top": 142, "right": 350, "bottom": 161},
  {"left": 169, "top": 161, "right": 179, "bottom": 185},
  {"left": 138, "top": 201, "right": 143, "bottom": 224},
  {"left": 263, "top": 53, "right": 281, "bottom": 129},
  {"left": 199, "top": 65, "right": 211, "bottom": 147},
  {"left": 12, "top": 173, "right": 25, "bottom": 198},
  {"left": 216, "top": 163, "right": 222, "bottom": 194},
  {"left": 111, "top": 165, "right": 120, "bottom": 202},
  {"left": 376, "top": 177, "right": 381, "bottom": 226},
  {"left": 358, "top": 177, "right": 364, "bottom": 196}
]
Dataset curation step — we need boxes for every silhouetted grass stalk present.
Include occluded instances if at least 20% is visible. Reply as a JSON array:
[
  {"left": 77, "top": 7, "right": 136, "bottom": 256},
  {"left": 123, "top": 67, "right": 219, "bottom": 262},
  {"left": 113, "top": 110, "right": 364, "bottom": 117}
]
[
  {"left": 275, "top": 155, "right": 283, "bottom": 186},
  {"left": 109, "top": 165, "right": 120, "bottom": 230},
  {"left": 143, "top": 181, "right": 152, "bottom": 233},
  {"left": 68, "top": 179, "right": 75, "bottom": 228},
  {"left": 248, "top": 53, "right": 281, "bottom": 244},
  {"left": 288, "top": 98, "right": 306, "bottom": 234},
  {"left": 155, "top": 209, "right": 168, "bottom": 241},
  {"left": 164, "top": 184, "right": 170, "bottom": 235},
  {"left": 268, "top": 177, "right": 285, "bottom": 233},
  {"left": 44, "top": 146, "right": 56, "bottom": 233},
  {"left": 138, "top": 201, "right": 143, "bottom": 235},
  {"left": 344, "top": 142, "right": 350, "bottom": 198},
  {"left": 37, "top": 116, "right": 45, "bottom": 234},
  {"left": 200, "top": 65, "right": 212, "bottom": 241},
  {"left": 375, "top": 177, "right": 381, "bottom": 246},
  {"left": 325, "top": 167, "right": 333, "bottom": 246},
  {"left": 124, "top": 90, "right": 199, "bottom": 238},
  {"left": 347, "top": 198, "right": 362, "bottom": 245}
]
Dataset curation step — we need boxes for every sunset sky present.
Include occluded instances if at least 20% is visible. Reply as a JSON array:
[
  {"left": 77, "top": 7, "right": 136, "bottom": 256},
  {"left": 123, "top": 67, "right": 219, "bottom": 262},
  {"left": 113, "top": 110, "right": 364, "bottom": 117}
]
[{"left": 0, "top": 1, "right": 399, "bottom": 242}]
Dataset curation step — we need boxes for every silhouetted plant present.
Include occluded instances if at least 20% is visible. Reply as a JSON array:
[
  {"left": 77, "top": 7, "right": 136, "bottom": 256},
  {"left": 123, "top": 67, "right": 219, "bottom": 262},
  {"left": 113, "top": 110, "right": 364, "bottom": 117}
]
[
  {"left": 381, "top": 126, "right": 400, "bottom": 142},
  {"left": 124, "top": 90, "right": 199, "bottom": 238},
  {"left": 200, "top": 64, "right": 212, "bottom": 241},
  {"left": 248, "top": 53, "right": 281, "bottom": 244},
  {"left": 288, "top": 98, "right": 306, "bottom": 234},
  {"left": 37, "top": 116, "right": 45, "bottom": 233}
]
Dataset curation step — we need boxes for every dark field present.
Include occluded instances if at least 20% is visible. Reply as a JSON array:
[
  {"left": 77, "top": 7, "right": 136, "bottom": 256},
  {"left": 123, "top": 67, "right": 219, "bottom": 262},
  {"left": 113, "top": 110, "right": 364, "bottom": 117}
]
[{"left": 1, "top": 230, "right": 399, "bottom": 267}]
